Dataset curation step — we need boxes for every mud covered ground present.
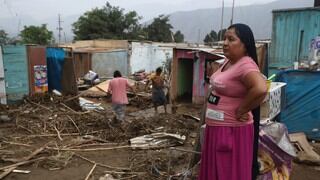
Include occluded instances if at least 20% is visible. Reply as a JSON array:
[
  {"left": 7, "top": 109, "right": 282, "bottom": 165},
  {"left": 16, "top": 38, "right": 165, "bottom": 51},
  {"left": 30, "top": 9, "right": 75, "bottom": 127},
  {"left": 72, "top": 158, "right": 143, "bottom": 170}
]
[{"left": 0, "top": 94, "right": 319, "bottom": 180}]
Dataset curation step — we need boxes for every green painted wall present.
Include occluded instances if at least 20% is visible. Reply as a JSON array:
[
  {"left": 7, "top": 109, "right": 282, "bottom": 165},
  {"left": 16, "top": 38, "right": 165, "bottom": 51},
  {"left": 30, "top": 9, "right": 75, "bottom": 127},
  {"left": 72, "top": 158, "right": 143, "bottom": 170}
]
[
  {"left": 2, "top": 45, "right": 29, "bottom": 103},
  {"left": 270, "top": 8, "right": 320, "bottom": 74}
]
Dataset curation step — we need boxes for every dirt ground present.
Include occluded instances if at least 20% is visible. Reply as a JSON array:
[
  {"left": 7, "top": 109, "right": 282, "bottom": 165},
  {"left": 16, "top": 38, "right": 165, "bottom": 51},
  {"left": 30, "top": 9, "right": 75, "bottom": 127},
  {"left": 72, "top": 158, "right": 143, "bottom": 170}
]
[{"left": 0, "top": 93, "right": 319, "bottom": 180}]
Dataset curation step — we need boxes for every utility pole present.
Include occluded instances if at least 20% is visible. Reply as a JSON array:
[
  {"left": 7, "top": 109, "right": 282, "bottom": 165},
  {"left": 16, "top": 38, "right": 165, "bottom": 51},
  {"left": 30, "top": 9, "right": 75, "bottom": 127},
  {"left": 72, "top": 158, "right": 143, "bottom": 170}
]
[
  {"left": 17, "top": 18, "right": 21, "bottom": 34},
  {"left": 230, "top": 0, "right": 235, "bottom": 25},
  {"left": 220, "top": 0, "right": 224, "bottom": 41},
  {"left": 57, "top": 14, "right": 63, "bottom": 44},
  {"left": 64, "top": 32, "right": 67, "bottom": 43},
  {"left": 198, "top": 29, "right": 201, "bottom": 44}
]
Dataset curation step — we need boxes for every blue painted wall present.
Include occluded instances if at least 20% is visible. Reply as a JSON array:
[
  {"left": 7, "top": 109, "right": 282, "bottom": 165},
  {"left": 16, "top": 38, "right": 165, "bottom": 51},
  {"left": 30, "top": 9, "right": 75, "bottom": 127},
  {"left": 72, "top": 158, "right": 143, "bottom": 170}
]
[
  {"left": 2, "top": 45, "right": 29, "bottom": 103},
  {"left": 270, "top": 8, "right": 320, "bottom": 74}
]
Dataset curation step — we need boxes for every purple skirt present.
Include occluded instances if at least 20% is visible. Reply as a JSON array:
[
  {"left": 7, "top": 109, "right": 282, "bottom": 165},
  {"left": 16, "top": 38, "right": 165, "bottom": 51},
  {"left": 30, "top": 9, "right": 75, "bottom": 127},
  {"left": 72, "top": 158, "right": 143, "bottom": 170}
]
[{"left": 198, "top": 124, "right": 254, "bottom": 180}]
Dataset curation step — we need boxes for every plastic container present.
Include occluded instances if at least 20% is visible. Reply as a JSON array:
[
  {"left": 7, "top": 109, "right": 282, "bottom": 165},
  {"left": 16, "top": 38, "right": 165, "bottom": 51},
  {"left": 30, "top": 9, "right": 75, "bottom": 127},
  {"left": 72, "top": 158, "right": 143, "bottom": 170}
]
[{"left": 266, "top": 80, "right": 271, "bottom": 92}]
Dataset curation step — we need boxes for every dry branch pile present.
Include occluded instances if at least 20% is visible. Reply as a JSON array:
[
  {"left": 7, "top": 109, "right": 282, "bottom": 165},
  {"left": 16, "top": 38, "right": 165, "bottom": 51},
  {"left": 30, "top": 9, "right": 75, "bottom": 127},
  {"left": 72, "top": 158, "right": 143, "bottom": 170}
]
[{"left": 0, "top": 93, "right": 200, "bottom": 179}]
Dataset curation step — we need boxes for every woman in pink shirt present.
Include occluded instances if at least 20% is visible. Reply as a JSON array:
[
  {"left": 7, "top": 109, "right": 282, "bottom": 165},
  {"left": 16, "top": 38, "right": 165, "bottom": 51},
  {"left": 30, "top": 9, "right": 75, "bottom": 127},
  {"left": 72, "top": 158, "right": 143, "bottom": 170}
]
[
  {"left": 198, "top": 24, "right": 267, "bottom": 180},
  {"left": 108, "top": 70, "right": 134, "bottom": 123}
]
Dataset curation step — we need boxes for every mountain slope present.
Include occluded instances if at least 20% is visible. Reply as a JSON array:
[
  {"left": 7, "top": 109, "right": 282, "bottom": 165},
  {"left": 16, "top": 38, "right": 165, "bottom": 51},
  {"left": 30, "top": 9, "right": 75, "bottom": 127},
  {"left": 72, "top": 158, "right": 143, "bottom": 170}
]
[
  {"left": 169, "top": 0, "right": 314, "bottom": 42},
  {"left": 0, "top": 0, "right": 314, "bottom": 42}
]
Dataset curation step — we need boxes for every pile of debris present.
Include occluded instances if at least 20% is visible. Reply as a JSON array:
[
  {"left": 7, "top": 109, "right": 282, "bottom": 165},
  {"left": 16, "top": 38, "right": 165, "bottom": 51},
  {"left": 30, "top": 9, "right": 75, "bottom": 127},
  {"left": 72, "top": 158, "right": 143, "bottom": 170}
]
[{"left": 0, "top": 93, "right": 200, "bottom": 179}]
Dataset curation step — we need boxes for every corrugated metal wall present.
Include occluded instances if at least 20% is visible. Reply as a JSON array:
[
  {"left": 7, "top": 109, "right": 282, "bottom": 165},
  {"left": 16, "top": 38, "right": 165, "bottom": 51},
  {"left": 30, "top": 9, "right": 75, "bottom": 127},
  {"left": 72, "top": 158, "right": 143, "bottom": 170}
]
[
  {"left": 130, "top": 42, "right": 173, "bottom": 73},
  {"left": 270, "top": 9, "right": 320, "bottom": 72},
  {"left": 61, "top": 57, "right": 78, "bottom": 95},
  {"left": 91, "top": 50, "right": 128, "bottom": 78},
  {"left": 2, "top": 45, "right": 29, "bottom": 103},
  {"left": 0, "top": 46, "right": 6, "bottom": 104},
  {"left": 192, "top": 54, "right": 206, "bottom": 101},
  {"left": 73, "top": 52, "right": 91, "bottom": 79},
  {"left": 27, "top": 46, "right": 47, "bottom": 95}
]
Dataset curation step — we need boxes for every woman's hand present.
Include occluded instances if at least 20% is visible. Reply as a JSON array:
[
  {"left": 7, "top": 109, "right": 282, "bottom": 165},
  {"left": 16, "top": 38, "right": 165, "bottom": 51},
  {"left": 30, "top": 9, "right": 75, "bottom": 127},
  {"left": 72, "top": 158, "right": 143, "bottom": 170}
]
[{"left": 236, "top": 108, "right": 249, "bottom": 122}]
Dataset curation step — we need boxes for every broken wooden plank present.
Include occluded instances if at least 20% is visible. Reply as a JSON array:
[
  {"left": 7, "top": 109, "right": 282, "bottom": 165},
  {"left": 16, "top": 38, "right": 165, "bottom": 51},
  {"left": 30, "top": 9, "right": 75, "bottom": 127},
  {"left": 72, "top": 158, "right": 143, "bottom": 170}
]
[
  {"left": 60, "top": 103, "right": 90, "bottom": 115},
  {"left": 129, "top": 132, "right": 186, "bottom": 148},
  {"left": 75, "top": 154, "right": 130, "bottom": 171},
  {"left": 170, "top": 147, "right": 201, "bottom": 154},
  {"left": 26, "top": 100, "right": 52, "bottom": 112},
  {"left": 84, "top": 163, "right": 97, "bottom": 180},
  {"left": 2, "top": 142, "right": 48, "bottom": 163},
  {"left": 95, "top": 80, "right": 110, "bottom": 93},
  {"left": 0, "top": 157, "right": 46, "bottom": 171},
  {"left": 2, "top": 141, "right": 32, "bottom": 147},
  {"left": 66, "top": 115, "right": 80, "bottom": 133},
  {"left": 53, "top": 125, "right": 63, "bottom": 141},
  {"left": 0, "top": 150, "right": 14, "bottom": 155},
  {"left": 14, "top": 130, "right": 103, "bottom": 138},
  {"left": 12, "top": 169, "right": 31, "bottom": 174},
  {"left": 0, "top": 167, "right": 15, "bottom": 179},
  {"left": 182, "top": 114, "right": 200, "bottom": 122},
  {"left": 81, "top": 89, "right": 107, "bottom": 98},
  {"left": 46, "top": 145, "right": 131, "bottom": 152}
]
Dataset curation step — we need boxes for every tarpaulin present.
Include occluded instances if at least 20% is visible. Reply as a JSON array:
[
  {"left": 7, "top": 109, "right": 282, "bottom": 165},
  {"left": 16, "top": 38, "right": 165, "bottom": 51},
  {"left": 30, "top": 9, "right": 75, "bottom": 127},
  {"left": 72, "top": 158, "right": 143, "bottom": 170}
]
[
  {"left": 276, "top": 70, "right": 320, "bottom": 140},
  {"left": 46, "top": 48, "right": 65, "bottom": 91}
]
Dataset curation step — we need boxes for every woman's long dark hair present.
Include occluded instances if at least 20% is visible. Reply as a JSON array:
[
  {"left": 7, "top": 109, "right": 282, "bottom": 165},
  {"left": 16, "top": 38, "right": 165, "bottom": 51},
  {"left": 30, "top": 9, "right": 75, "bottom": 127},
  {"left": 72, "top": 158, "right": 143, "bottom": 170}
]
[
  {"left": 228, "top": 23, "right": 258, "bottom": 66},
  {"left": 228, "top": 23, "right": 260, "bottom": 180}
]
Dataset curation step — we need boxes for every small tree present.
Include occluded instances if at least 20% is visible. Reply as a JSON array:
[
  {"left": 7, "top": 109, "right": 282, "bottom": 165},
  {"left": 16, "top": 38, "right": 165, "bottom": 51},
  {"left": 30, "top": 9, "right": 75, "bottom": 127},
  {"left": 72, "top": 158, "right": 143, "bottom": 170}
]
[
  {"left": 174, "top": 30, "right": 184, "bottom": 43},
  {"left": 218, "top": 29, "right": 227, "bottom": 41},
  {"left": 146, "top": 15, "right": 173, "bottom": 42},
  {"left": 20, "top": 24, "right": 53, "bottom": 45},
  {"left": 0, "top": 30, "right": 8, "bottom": 44},
  {"left": 203, "top": 30, "right": 218, "bottom": 44}
]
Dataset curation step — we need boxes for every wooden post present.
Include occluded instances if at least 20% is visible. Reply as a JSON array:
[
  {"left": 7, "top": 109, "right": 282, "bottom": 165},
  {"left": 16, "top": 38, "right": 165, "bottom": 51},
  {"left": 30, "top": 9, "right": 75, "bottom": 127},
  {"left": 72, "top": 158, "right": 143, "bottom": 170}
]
[{"left": 188, "top": 93, "right": 208, "bottom": 171}]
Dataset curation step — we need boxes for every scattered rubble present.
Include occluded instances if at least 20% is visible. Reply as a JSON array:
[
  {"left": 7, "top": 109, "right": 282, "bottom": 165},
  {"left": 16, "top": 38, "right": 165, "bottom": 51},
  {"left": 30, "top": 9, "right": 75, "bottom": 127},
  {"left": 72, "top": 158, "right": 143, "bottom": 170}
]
[{"left": 0, "top": 92, "right": 200, "bottom": 179}]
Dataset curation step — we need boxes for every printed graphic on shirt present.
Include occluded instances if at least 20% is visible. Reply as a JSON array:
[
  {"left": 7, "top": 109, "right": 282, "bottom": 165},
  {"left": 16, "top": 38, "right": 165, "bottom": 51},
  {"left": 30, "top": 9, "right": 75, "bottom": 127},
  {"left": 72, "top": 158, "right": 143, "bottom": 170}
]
[
  {"left": 206, "top": 109, "right": 224, "bottom": 121},
  {"left": 208, "top": 93, "right": 220, "bottom": 105}
]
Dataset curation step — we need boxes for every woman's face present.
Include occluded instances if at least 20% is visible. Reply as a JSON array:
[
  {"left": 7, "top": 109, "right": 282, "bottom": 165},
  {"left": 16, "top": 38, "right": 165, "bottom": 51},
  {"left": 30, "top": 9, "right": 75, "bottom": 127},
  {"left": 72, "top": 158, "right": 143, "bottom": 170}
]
[{"left": 223, "top": 28, "right": 246, "bottom": 61}]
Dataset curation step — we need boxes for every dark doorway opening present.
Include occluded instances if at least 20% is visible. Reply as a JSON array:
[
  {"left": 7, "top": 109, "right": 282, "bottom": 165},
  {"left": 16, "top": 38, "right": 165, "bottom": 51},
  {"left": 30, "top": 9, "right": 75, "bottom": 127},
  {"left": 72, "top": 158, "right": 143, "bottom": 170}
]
[{"left": 177, "top": 58, "right": 193, "bottom": 103}]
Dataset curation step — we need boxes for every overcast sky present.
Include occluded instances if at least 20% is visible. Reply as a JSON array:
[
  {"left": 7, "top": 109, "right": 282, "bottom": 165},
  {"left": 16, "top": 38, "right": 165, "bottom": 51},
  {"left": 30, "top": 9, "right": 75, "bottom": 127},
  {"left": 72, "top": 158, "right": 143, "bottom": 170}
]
[{"left": 1, "top": 0, "right": 278, "bottom": 21}]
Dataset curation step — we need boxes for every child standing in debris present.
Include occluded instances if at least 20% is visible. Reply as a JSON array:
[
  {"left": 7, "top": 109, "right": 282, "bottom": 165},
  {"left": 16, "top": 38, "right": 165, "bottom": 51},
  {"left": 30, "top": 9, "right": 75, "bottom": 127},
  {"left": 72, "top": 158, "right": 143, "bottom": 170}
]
[
  {"left": 198, "top": 24, "right": 267, "bottom": 180},
  {"left": 146, "top": 67, "right": 167, "bottom": 114},
  {"left": 108, "top": 70, "right": 134, "bottom": 122}
]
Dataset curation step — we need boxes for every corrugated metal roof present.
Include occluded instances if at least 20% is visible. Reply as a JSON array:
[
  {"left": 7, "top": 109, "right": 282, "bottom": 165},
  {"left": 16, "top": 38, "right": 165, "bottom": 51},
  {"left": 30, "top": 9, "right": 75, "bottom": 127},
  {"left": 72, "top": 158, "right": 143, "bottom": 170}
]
[
  {"left": 175, "top": 47, "right": 224, "bottom": 58},
  {"left": 73, "top": 48, "right": 127, "bottom": 53},
  {"left": 273, "top": 7, "right": 320, "bottom": 13}
]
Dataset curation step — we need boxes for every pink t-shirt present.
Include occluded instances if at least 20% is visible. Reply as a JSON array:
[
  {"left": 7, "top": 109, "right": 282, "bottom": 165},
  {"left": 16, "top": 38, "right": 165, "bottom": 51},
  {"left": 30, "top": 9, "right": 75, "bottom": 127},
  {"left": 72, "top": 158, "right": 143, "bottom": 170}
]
[
  {"left": 205, "top": 56, "right": 260, "bottom": 127},
  {"left": 108, "top": 77, "right": 131, "bottom": 104}
]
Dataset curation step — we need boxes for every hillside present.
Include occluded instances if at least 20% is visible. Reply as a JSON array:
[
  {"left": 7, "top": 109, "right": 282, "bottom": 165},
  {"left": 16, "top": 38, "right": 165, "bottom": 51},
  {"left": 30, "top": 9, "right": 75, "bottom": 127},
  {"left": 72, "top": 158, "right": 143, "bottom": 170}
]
[
  {"left": 169, "top": 0, "right": 313, "bottom": 42},
  {"left": 0, "top": 0, "right": 314, "bottom": 42}
]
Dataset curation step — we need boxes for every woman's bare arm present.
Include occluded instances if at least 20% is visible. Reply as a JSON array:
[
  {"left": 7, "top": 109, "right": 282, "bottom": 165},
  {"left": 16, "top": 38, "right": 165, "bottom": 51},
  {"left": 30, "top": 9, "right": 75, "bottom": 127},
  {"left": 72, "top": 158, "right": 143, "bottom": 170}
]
[{"left": 236, "top": 71, "right": 267, "bottom": 121}]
